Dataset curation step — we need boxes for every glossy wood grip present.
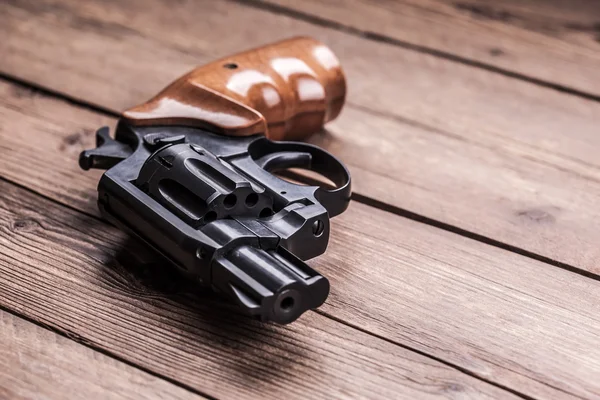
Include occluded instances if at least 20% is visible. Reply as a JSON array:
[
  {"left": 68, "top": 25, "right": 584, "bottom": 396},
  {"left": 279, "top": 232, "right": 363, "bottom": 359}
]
[{"left": 123, "top": 37, "right": 346, "bottom": 141}]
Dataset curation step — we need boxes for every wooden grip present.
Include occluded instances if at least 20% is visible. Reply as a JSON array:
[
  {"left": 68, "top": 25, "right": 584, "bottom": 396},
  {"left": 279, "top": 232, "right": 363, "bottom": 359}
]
[{"left": 123, "top": 37, "right": 346, "bottom": 141}]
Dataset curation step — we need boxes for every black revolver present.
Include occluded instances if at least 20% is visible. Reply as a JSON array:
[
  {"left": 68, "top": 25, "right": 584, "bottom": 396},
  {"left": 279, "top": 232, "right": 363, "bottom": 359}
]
[{"left": 79, "top": 37, "right": 350, "bottom": 324}]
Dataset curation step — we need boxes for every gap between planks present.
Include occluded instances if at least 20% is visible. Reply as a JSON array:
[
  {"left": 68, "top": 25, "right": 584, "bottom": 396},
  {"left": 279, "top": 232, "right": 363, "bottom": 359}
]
[
  {"left": 233, "top": 0, "right": 600, "bottom": 103},
  {"left": 0, "top": 305, "right": 213, "bottom": 400}
]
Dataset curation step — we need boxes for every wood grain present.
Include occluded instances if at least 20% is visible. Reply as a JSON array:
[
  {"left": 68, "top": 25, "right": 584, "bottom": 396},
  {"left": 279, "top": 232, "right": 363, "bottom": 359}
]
[
  {"left": 0, "top": 311, "right": 203, "bottom": 400},
  {"left": 124, "top": 36, "right": 346, "bottom": 141},
  {"left": 265, "top": 0, "right": 600, "bottom": 96},
  {"left": 2, "top": 80, "right": 600, "bottom": 399},
  {"left": 0, "top": 181, "right": 514, "bottom": 400},
  {"left": 2, "top": 0, "right": 600, "bottom": 275}
]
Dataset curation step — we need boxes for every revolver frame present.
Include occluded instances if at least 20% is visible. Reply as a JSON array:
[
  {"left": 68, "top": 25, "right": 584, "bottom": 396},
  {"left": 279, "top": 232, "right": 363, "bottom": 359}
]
[{"left": 80, "top": 121, "right": 351, "bottom": 323}]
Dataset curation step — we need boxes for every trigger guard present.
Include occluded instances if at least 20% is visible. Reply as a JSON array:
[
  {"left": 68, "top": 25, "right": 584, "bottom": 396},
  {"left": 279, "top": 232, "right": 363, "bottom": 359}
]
[{"left": 247, "top": 138, "right": 352, "bottom": 217}]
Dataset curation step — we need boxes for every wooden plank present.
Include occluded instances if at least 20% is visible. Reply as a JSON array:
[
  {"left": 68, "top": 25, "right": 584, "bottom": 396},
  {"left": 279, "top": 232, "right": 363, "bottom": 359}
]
[
  {"left": 0, "top": 181, "right": 515, "bottom": 400},
  {"left": 0, "top": 310, "right": 203, "bottom": 400},
  {"left": 1, "top": 80, "right": 600, "bottom": 399},
  {"left": 2, "top": 0, "right": 600, "bottom": 275},
  {"left": 264, "top": 0, "right": 600, "bottom": 97}
]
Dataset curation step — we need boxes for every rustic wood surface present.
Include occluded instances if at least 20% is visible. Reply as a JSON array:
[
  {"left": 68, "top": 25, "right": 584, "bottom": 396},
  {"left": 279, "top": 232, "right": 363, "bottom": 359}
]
[
  {"left": 1, "top": 0, "right": 600, "bottom": 399},
  {"left": 2, "top": 0, "right": 600, "bottom": 276},
  {"left": 0, "top": 310, "right": 203, "bottom": 400},
  {"left": 2, "top": 80, "right": 600, "bottom": 399}
]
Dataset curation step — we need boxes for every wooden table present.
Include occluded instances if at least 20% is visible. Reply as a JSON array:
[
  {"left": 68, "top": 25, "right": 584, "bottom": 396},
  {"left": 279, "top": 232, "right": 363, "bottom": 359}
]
[{"left": 1, "top": 1, "right": 600, "bottom": 399}]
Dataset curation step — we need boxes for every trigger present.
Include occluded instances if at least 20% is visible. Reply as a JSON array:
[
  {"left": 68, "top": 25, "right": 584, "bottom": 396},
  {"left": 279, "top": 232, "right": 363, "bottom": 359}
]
[{"left": 255, "top": 151, "right": 312, "bottom": 172}]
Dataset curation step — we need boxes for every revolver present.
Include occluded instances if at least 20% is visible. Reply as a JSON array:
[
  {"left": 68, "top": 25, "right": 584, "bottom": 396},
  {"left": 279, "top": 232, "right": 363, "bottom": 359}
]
[{"left": 79, "top": 37, "right": 351, "bottom": 324}]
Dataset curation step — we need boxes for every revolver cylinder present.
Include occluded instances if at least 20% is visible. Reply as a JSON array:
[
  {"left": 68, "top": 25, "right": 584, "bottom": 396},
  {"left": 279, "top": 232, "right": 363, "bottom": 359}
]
[{"left": 137, "top": 143, "right": 274, "bottom": 227}]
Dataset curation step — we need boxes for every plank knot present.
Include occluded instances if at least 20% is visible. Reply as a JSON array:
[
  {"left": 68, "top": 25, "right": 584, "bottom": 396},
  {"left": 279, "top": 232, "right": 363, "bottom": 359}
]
[
  {"left": 10, "top": 217, "right": 42, "bottom": 232},
  {"left": 515, "top": 208, "right": 556, "bottom": 224}
]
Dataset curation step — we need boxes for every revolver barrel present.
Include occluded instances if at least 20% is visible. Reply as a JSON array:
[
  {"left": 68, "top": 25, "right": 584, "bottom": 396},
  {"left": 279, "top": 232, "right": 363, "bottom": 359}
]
[{"left": 213, "top": 246, "right": 329, "bottom": 324}]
